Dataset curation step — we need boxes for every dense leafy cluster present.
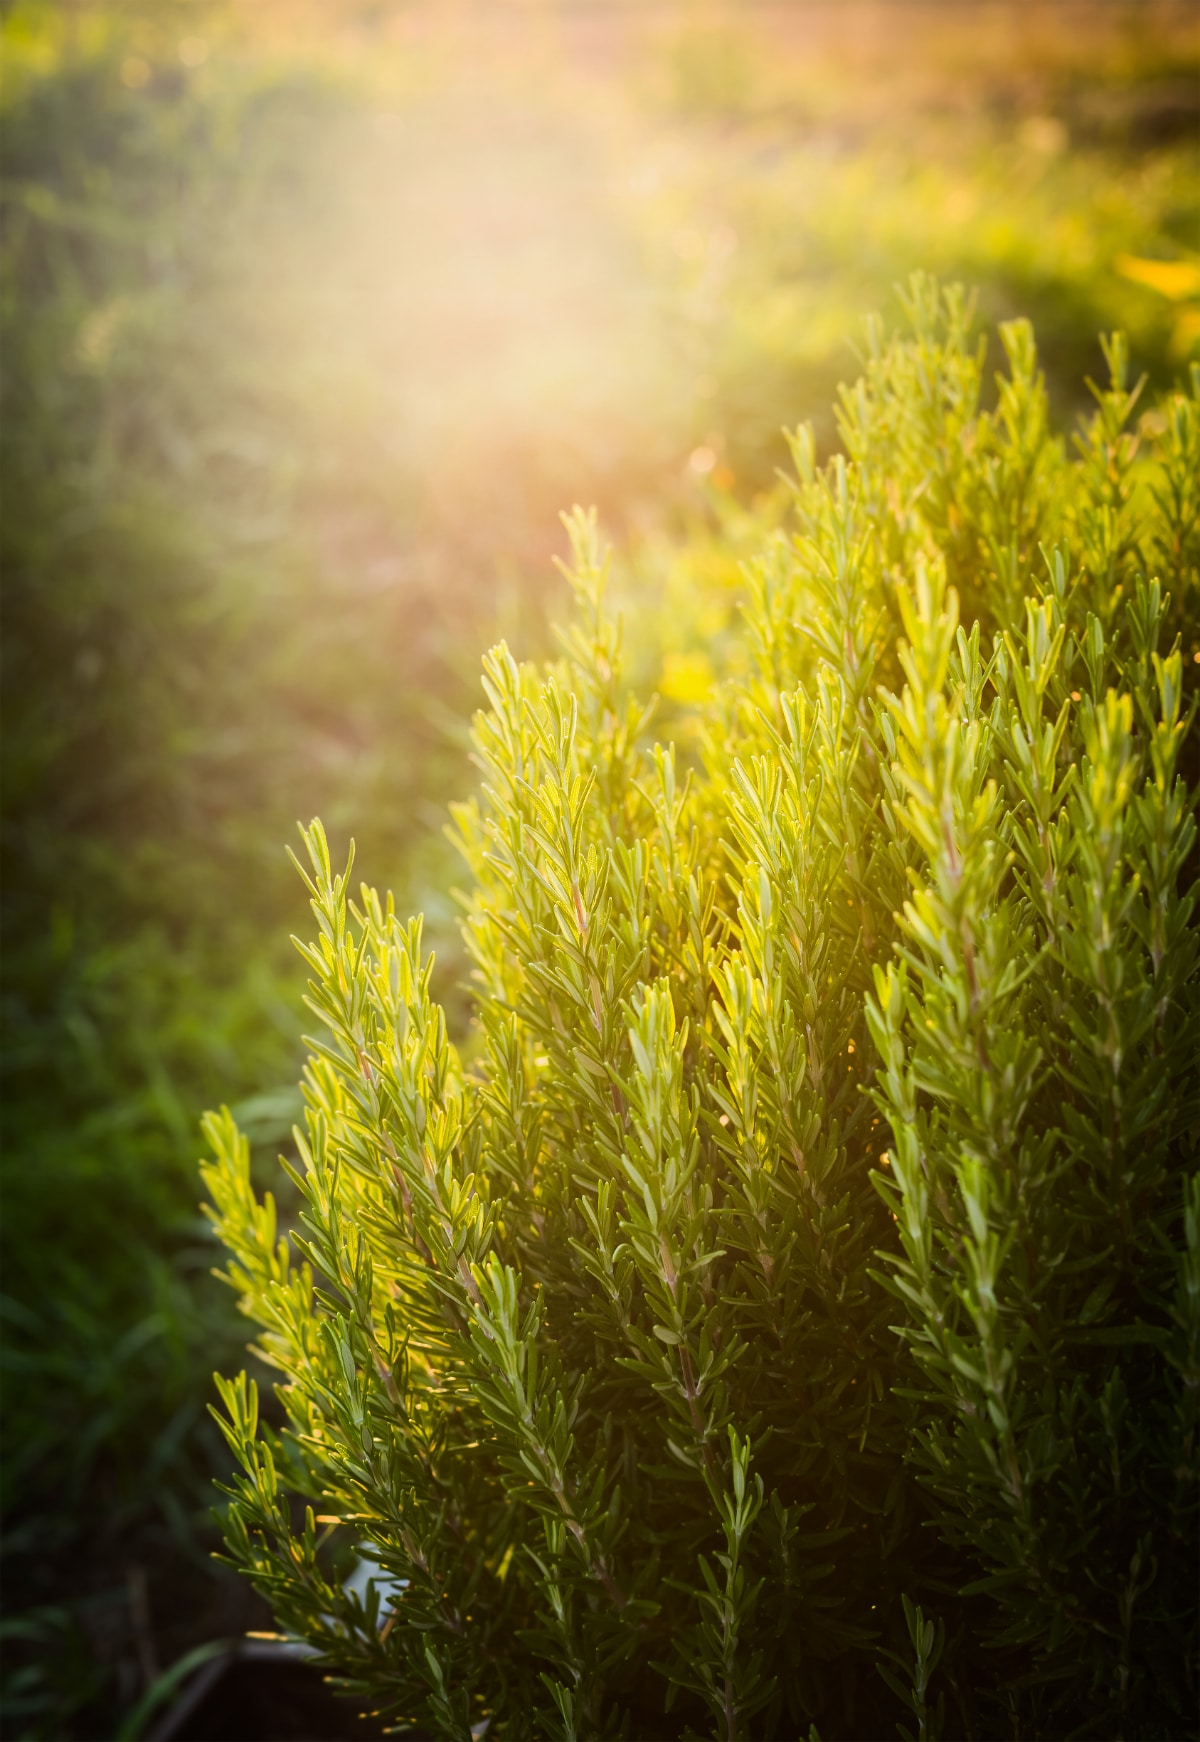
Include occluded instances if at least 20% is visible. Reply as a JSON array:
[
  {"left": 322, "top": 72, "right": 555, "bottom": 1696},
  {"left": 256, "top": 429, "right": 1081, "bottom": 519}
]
[{"left": 206, "top": 286, "right": 1199, "bottom": 1740}]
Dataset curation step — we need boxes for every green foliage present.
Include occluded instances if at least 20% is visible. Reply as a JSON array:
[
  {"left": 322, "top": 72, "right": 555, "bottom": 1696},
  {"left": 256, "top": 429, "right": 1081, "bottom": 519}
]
[
  {"left": 0, "top": 15, "right": 468, "bottom": 1733},
  {"left": 632, "top": 14, "right": 1200, "bottom": 489},
  {"left": 4, "top": 1, "right": 1195, "bottom": 1732},
  {"left": 206, "top": 288, "right": 1200, "bottom": 1739}
]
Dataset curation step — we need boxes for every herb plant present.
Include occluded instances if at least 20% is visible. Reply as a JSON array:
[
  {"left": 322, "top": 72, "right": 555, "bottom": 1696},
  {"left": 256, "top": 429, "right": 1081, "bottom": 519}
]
[{"left": 205, "top": 283, "right": 1199, "bottom": 1740}]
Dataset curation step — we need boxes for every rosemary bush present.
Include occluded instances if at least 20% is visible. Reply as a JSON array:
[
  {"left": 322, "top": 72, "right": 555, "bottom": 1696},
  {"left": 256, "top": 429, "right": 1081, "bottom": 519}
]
[{"left": 205, "top": 284, "right": 1199, "bottom": 1740}]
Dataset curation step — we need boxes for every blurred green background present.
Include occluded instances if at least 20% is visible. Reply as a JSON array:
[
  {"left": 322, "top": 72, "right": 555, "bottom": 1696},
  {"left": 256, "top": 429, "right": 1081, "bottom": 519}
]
[{"left": 1, "top": 1, "right": 1196, "bottom": 1733}]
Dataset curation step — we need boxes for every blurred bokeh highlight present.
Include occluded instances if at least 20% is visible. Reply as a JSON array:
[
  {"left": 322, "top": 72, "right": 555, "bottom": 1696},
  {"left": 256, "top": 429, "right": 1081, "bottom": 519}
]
[{"left": 1, "top": 1, "right": 1197, "bottom": 1733}]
